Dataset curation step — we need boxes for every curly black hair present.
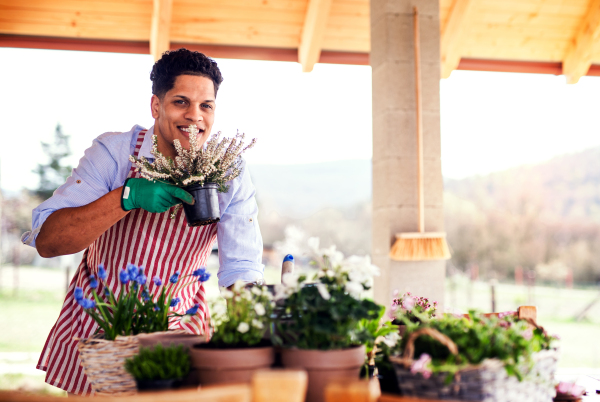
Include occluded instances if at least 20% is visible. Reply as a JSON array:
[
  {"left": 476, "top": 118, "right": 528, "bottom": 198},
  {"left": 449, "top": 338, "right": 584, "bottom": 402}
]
[{"left": 150, "top": 48, "right": 224, "bottom": 98}]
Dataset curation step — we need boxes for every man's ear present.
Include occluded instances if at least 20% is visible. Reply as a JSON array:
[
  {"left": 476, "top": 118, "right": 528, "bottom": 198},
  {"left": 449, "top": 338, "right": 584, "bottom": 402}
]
[{"left": 151, "top": 94, "right": 161, "bottom": 119}]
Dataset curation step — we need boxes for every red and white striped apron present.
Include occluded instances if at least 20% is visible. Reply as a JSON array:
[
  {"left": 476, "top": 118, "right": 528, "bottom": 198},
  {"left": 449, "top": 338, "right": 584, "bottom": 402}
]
[{"left": 36, "top": 130, "right": 217, "bottom": 395}]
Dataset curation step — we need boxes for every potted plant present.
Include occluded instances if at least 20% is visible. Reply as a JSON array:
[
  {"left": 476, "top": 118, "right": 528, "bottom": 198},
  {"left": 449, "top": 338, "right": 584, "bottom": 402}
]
[
  {"left": 358, "top": 306, "right": 402, "bottom": 393},
  {"left": 390, "top": 310, "right": 560, "bottom": 400},
  {"left": 129, "top": 125, "right": 256, "bottom": 226},
  {"left": 124, "top": 343, "right": 191, "bottom": 390},
  {"left": 75, "top": 263, "right": 211, "bottom": 395},
  {"left": 189, "top": 281, "right": 275, "bottom": 385},
  {"left": 272, "top": 237, "right": 382, "bottom": 402}
]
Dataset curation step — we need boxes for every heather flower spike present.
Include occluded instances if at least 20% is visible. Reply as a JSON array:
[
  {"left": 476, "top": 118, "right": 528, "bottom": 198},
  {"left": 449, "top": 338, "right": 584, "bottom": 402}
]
[{"left": 129, "top": 125, "right": 257, "bottom": 199}]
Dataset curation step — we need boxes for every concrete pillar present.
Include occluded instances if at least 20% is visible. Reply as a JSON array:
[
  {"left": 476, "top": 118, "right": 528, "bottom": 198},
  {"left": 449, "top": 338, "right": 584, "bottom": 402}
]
[{"left": 370, "top": 0, "right": 445, "bottom": 310}]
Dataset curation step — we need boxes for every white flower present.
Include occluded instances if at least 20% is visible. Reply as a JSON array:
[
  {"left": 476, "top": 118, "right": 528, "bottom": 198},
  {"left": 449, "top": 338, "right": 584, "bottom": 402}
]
[
  {"left": 326, "top": 270, "right": 334, "bottom": 278},
  {"left": 212, "top": 303, "right": 227, "bottom": 317},
  {"left": 234, "top": 296, "right": 241, "bottom": 302},
  {"left": 251, "top": 319, "right": 264, "bottom": 329},
  {"left": 220, "top": 288, "right": 234, "bottom": 299},
  {"left": 254, "top": 303, "right": 266, "bottom": 316},
  {"left": 242, "top": 290, "right": 253, "bottom": 301},
  {"left": 233, "top": 281, "right": 246, "bottom": 292},
  {"left": 321, "top": 245, "right": 344, "bottom": 266},
  {"left": 251, "top": 286, "right": 262, "bottom": 296},
  {"left": 382, "top": 332, "right": 401, "bottom": 348},
  {"left": 345, "top": 281, "right": 364, "bottom": 298},
  {"left": 316, "top": 283, "right": 331, "bottom": 300},
  {"left": 307, "top": 237, "right": 320, "bottom": 254},
  {"left": 237, "top": 322, "right": 250, "bottom": 333}
]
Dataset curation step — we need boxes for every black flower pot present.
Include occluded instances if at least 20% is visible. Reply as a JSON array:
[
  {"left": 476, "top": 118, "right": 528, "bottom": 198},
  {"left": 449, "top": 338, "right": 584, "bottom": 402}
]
[
  {"left": 182, "top": 183, "right": 220, "bottom": 227},
  {"left": 136, "top": 378, "right": 181, "bottom": 390}
]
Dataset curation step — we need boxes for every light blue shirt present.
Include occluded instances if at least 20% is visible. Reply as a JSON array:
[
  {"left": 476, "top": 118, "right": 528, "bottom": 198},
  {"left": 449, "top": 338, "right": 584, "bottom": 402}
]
[{"left": 22, "top": 125, "right": 264, "bottom": 288}]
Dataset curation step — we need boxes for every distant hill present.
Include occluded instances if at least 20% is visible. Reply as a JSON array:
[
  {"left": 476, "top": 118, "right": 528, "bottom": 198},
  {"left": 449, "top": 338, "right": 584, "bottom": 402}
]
[
  {"left": 248, "top": 159, "right": 371, "bottom": 218},
  {"left": 444, "top": 147, "right": 600, "bottom": 222}
]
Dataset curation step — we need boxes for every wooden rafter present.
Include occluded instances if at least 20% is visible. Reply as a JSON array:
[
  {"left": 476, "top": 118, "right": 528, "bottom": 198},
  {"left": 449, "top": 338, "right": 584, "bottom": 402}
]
[
  {"left": 298, "top": 0, "right": 334, "bottom": 73},
  {"left": 150, "top": 0, "right": 173, "bottom": 61},
  {"left": 563, "top": 0, "right": 600, "bottom": 84},
  {"left": 440, "top": 0, "right": 475, "bottom": 79}
]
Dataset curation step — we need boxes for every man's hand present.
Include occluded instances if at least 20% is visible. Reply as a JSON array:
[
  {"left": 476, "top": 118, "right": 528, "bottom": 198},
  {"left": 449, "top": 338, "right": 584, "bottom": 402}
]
[{"left": 121, "top": 178, "right": 195, "bottom": 213}]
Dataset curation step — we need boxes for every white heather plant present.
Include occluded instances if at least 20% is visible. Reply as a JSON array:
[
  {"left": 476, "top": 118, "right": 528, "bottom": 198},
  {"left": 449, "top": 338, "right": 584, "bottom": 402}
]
[
  {"left": 129, "top": 125, "right": 256, "bottom": 193},
  {"left": 209, "top": 281, "right": 274, "bottom": 348}
]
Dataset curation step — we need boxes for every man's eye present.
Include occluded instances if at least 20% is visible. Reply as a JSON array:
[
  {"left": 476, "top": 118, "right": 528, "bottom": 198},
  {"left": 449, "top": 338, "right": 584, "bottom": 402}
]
[
  {"left": 175, "top": 100, "right": 186, "bottom": 105},
  {"left": 202, "top": 104, "right": 213, "bottom": 109}
]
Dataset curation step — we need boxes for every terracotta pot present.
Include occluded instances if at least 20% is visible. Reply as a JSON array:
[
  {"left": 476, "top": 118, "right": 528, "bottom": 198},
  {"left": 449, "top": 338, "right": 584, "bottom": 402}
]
[
  {"left": 281, "top": 345, "right": 366, "bottom": 402},
  {"left": 190, "top": 345, "right": 275, "bottom": 385},
  {"left": 136, "top": 331, "right": 206, "bottom": 349}
]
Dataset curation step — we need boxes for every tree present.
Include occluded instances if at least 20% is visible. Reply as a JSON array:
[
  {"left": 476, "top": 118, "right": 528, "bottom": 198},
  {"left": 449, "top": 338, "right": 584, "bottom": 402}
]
[{"left": 32, "top": 123, "right": 72, "bottom": 200}]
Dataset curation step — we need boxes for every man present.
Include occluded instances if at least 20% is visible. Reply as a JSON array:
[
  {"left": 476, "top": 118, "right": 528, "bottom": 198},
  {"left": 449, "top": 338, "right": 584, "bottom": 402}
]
[{"left": 22, "top": 49, "right": 264, "bottom": 395}]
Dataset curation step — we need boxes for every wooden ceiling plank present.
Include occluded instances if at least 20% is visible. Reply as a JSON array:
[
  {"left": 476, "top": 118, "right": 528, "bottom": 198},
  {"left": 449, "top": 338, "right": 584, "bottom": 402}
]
[
  {"left": 441, "top": 0, "right": 476, "bottom": 79},
  {"left": 150, "top": 0, "right": 173, "bottom": 61},
  {"left": 298, "top": 0, "right": 334, "bottom": 72},
  {"left": 563, "top": 0, "right": 600, "bottom": 83}
]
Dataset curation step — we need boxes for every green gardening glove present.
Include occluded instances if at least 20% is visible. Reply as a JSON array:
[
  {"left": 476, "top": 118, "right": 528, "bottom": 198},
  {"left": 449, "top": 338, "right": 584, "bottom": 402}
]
[{"left": 121, "top": 178, "right": 195, "bottom": 213}]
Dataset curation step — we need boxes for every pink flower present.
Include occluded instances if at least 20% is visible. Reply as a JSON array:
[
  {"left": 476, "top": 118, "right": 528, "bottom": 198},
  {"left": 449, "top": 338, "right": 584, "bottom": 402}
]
[
  {"left": 392, "top": 289, "right": 399, "bottom": 297},
  {"left": 411, "top": 354, "right": 432, "bottom": 377},
  {"left": 556, "top": 382, "right": 585, "bottom": 397},
  {"left": 522, "top": 328, "right": 533, "bottom": 340},
  {"left": 402, "top": 296, "right": 415, "bottom": 310},
  {"left": 557, "top": 382, "right": 572, "bottom": 394}
]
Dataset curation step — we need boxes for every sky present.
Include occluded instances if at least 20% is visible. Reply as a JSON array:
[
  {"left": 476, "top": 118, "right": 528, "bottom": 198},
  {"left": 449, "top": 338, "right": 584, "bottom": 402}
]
[{"left": 1, "top": 47, "right": 600, "bottom": 193}]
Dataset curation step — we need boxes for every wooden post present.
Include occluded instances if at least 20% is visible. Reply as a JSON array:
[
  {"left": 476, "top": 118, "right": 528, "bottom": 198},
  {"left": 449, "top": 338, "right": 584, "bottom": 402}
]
[
  {"left": 12, "top": 246, "right": 20, "bottom": 297},
  {"left": 490, "top": 279, "right": 497, "bottom": 313}
]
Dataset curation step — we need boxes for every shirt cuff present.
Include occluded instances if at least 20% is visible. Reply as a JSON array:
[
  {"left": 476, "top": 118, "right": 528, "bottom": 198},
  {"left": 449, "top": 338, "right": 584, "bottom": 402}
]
[
  {"left": 217, "top": 265, "right": 265, "bottom": 288},
  {"left": 21, "top": 226, "right": 41, "bottom": 248}
]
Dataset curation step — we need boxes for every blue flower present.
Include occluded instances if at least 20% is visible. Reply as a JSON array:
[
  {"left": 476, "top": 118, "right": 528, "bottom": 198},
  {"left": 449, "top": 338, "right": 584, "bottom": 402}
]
[
  {"left": 127, "top": 264, "right": 139, "bottom": 281},
  {"left": 97, "top": 264, "right": 107, "bottom": 280},
  {"left": 74, "top": 287, "right": 84, "bottom": 301},
  {"left": 141, "top": 290, "right": 150, "bottom": 302},
  {"left": 104, "top": 288, "right": 111, "bottom": 297},
  {"left": 153, "top": 276, "right": 162, "bottom": 286},
  {"left": 198, "top": 272, "right": 211, "bottom": 283},
  {"left": 77, "top": 298, "right": 96, "bottom": 309},
  {"left": 136, "top": 272, "right": 147, "bottom": 285},
  {"left": 89, "top": 275, "right": 98, "bottom": 289},
  {"left": 154, "top": 304, "right": 160, "bottom": 311},
  {"left": 170, "top": 297, "right": 181, "bottom": 307},
  {"left": 169, "top": 271, "right": 180, "bottom": 284},
  {"left": 186, "top": 303, "right": 199, "bottom": 315},
  {"left": 119, "top": 269, "right": 130, "bottom": 284},
  {"left": 192, "top": 267, "right": 206, "bottom": 277}
]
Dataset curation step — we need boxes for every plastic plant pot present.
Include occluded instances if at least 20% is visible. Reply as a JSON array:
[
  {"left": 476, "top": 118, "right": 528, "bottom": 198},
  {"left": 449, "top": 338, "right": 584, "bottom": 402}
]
[
  {"left": 182, "top": 183, "right": 220, "bottom": 227},
  {"left": 136, "top": 378, "right": 180, "bottom": 390}
]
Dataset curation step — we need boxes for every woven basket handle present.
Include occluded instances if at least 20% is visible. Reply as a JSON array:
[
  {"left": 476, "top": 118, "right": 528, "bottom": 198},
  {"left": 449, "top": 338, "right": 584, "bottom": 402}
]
[{"left": 402, "top": 327, "right": 459, "bottom": 360}]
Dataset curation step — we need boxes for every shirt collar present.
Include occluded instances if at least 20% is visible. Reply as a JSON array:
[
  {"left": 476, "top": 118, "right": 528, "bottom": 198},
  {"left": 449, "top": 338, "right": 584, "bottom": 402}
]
[{"left": 139, "top": 125, "right": 155, "bottom": 160}]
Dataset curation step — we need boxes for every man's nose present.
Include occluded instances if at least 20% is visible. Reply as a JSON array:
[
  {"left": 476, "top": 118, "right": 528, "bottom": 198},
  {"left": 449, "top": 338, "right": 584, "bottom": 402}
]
[{"left": 186, "top": 106, "right": 204, "bottom": 122}]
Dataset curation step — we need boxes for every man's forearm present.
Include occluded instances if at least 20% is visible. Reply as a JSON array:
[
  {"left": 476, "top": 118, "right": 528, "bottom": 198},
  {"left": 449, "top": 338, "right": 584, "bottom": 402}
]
[{"left": 36, "top": 187, "right": 130, "bottom": 258}]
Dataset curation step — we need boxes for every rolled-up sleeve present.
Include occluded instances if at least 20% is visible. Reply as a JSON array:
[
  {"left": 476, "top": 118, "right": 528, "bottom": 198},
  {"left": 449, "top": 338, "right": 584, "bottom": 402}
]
[
  {"left": 21, "top": 135, "right": 126, "bottom": 249},
  {"left": 216, "top": 160, "right": 264, "bottom": 288}
]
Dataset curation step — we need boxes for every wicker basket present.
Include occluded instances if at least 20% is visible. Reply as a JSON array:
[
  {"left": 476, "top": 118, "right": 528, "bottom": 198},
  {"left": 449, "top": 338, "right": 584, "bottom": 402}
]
[
  {"left": 390, "top": 327, "right": 558, "bottom": 402},
  {"left": 77, "top": 334, "right": 140, "bottom": 396}
]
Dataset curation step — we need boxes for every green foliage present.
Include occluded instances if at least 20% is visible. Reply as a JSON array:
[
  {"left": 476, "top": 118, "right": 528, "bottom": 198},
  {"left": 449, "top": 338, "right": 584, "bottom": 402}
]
[
  {"left": 125, "top": 344, "right": 190, "bottom": 381},
  {"left": 32, "top": 124, "right": 72, "bottom": 200},
  {"left": 398, "top": 311, "right": 559, "bottom": 381},
  {"left": 210, "top": 283, "right": 273, "bottom": 348},
  {"left": 358, "top": 305, "right": 401, "bottom": 375},
  {"left": 272, "top": 245, "right": 381, "bottom": 350}
]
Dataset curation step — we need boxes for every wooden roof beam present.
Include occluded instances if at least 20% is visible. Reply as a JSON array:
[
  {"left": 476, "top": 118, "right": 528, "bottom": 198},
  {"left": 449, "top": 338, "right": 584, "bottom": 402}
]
[
  {"left": 150, "top": 0, "right": 173, "bottom": 61},
  {"left": 298, "top": 0, "right": 333, "bottom": 73},
  {"left": 441, "top": 0, "right": 476, "bottom": 79},
  {"left": 563, "top": 0, "right": 600, "bottom": 84}
]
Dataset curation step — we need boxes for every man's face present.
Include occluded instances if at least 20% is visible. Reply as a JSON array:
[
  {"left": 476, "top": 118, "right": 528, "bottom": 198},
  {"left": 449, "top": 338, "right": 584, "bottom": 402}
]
[{"left": 151, "top": 74, "right": 216, "bottom": 158}]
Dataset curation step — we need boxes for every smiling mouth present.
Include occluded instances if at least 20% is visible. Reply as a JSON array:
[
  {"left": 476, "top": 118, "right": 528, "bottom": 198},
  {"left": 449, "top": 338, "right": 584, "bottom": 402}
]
[{"left": 178, "top": 125, "right": 204, "bottom": 137}]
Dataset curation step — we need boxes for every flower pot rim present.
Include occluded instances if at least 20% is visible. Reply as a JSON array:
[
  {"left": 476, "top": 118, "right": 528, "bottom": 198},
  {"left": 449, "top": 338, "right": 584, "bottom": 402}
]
[
  {"left": 193, "top": 344, "right": 274, "bottom": 351},
  {"left": 183, "top": 182, "right": 218, "bottom": 190},
  {"left": 190, "top": 345, "right": 275, "bottom": 370}
]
